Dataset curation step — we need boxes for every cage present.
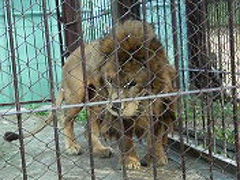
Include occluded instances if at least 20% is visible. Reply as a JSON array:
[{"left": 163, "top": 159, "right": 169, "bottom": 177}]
[{"left": 0, "top": 0, "right": 239, "bottom": 179}]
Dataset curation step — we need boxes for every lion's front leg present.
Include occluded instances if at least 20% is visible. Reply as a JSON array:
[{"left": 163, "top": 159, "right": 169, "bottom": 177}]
[
  {"left": 141, "top": 121, "right": 169, "bottom": 167},
  {"left": 118, "top": 124, "right": 141, "bottom": 170},
  {"left": 88, "top": 106, "right": 113, "bottom": 158}
]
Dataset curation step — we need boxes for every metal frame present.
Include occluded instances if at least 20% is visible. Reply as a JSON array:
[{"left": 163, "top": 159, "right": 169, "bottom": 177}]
[{"left": 0, "top": 0, "right": 239, "bottom": 179}]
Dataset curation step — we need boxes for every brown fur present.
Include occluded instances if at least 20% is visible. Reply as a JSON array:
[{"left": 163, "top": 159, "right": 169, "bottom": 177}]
[
  {"left": 4, "top": 20, "right": 177, "bottom": 169},
  {"left": 99, "top": 20, "right": 177, "bottom": 168}
]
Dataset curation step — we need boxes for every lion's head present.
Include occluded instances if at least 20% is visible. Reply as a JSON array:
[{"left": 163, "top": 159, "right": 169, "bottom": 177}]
[{"left": 100, "top": 20, "right": 176, "bottom": 118}]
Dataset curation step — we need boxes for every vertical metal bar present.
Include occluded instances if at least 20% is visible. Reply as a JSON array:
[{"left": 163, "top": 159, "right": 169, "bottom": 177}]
[
  {"left": 228, "top": 0, "right": 240, "bottom": 179},
  {"left": 111, "top": 1, "right": 128, "bottom": 179},
  {"left": 170, "top": 0, "right": 186, "bottom": 179},
  {"left": 206, "top": 97, "right": 213, "bottom": 180},
  {"left": 201, "top": 99, "right": 206, "bottom": 147},
  {"left": 192, "top": 101, "right": 198, "bottom": 145},
  {"left": 55, "top": 0, "right": 65, "bottom": 66},
  {"left": 62, "top": 0, "right": 81, "bottom": 55},
  {"left": 42, "top": 0, "right": 62, "bottom": 179},
  {"left": 177, "top": 0, "right": 189, "bottom": 143},
  {"left": 79, "top": 1, "right": 96, "bottom": 179},
  {"left": 201, "top": 1, "right": 213, "bottom": 179},
  {"left": 163, "top": 0, "right": 169, "bottom": 56},
  {"left": 156, "top": 0, "right": 160, "bottom": 37},
  {"left": 206, "top": 0, "right": 216, "bottom": 155},
  {"left": 20, "top": 0, "right": 32, "bottom": 91},
  {"left": 148, "top": 0, "right": 153, "bottom": 23},
  {"left": 5, "top": 0, "right": 28, "bottom": 179},
  {"left": 29, "top": 0, "right": 42, "bottom": 85},
  {"left": 116, "top": 0, "right": 140, "bottom": 22},
  {"left": 89, "top": 1, "right": 94, "bottom": 41},
  {"left": 142, "top": 0, "right": 158, "bottom": 179},
  {"left": 215, "top": 1, "right": 227, "bottom": 156}
]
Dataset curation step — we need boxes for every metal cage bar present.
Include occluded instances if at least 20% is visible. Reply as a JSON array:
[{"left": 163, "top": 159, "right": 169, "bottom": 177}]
[
  {"left": 5, "top": 0, "right": 28, "bottom": 179},
  {"left": 42, "top": 0, "right": 63, "bottom": 179}
]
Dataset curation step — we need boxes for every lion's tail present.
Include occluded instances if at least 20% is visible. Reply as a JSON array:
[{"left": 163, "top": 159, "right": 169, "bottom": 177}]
[{"left": 4, "top": 90, "right": 64, "bottom": 142}]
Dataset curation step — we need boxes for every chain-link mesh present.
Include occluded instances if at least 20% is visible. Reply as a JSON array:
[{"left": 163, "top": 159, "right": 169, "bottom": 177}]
[{"left": 0, "top": 0, "right": 239, "bottom": 179}]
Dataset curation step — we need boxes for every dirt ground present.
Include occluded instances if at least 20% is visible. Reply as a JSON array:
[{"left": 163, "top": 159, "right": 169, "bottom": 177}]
[{"left": 0, "top": 110, "right": 232, "bottom": 180}]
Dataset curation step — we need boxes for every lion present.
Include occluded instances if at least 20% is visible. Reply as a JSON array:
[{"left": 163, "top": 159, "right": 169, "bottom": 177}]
[
  {"left": 4, "top": 20, "right": 177, "bottom": 169},
  {"left": 98, "top": 20, "right": 177, "bottom": 169}
]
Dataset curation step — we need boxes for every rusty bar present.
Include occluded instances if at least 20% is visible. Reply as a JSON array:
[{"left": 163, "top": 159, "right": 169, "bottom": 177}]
[
  {"left": 156, "top": 0, "right": 160, "bottom": 36},
  {"left": 186, "top": 0, "right": 218, "bottom": 90},
  {"left": 61, "top": 0, "right": 81, "bottom": 56},
  {"left": 42, "top": 0, "right": 62, "bottom": 179},
  {"left": 5, "top": 0, "right": 28, "bottom": 179},
  {"left": 142, "top": 0, "right": 158, "bottom": 179},
  {"left": 227, "top": 0, "right": 240, "bottom": 179},
  {"left": 192, "top": 101, "right": 198, "bottom": 145},
  {"left": 55, "top": 0, "right": 65, "bottom": 66},
  {"left": 78, "top": 1, "right": 96, "bottom": 179},
  {"left": 0, "top": 99, "right": 52, "bottom": 107},
  {"left": 111, "top": 0, "right": 128, "bottom": 179},
  {"left": 163, "top": 0, "right": 169, "bottom": 52},
  {"left": 115, "top": 0, "right": 140, "bottom": 22},
  {"left": 170, "top": 0, "right": 186, "bottom": 179}
]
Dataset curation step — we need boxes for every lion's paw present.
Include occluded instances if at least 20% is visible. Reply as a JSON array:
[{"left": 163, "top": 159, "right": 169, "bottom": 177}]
[
  {"left": 140, "top": 153, "right": 168, "bottom": 167},
  {"left": 66, "top": 144, "right": 84, "bottom": 155},
  {"left": 157, "top": 154, "right": 168, "bottom": 166},
  {"left": 93, "top": 146, "right": 113, "bottom": 158},
  {"left": 125, "top": 156, "right": 141, "bottom": 170}
]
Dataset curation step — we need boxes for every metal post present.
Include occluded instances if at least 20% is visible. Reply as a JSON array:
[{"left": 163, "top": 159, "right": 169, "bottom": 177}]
[
  {"left": 142, "top": 0, "right": 158, "bottom": 179},
  {"left": 111, "top": 1, "right": 128, "bottom": 179},
  {"left": 79, "top": 1, "right": 96, "bottom": 179},
  {"left": 201, "top": 1, "right": 214, "bottom": 179},
  {"left": 114, "top": 0, "right": 140, "bottom": 22},
  {"left": 5, "top": 0, "right": 28, "bottom": 179},
  {"left": 42, "top": 0, "right": 62, "bottom": 179},
  {"left": 171, "top": 0, "right": 186, "bottom": 179},
  {"left": 228, "top": 1, "right": 240, "bottom": 179},
  {"left": 55, "top": 0, "right": 65, "bottom": 66},
  {"left": 61, "top": 0, "right": 81, "bottom": 56}
]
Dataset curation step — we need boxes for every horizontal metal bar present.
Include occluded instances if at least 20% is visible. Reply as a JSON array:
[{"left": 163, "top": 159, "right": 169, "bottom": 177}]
[
  {"left": 179, "top": 68, "right": 240, "bottom": 75},
  {"left": 0, "top": 99, "right": 52, "bottom": 107},
  {"left": 0, "top": 86, "right": 236, "bottom": 116}
]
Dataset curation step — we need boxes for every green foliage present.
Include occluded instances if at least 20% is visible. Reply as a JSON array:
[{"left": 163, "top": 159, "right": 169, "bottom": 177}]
[
  {"left": 184, "top": 95, "right": 233, "bottom": 122},
  {"left": 183, "top": 95, "right": 234, "bottom": 144},
  {"left": 208, "top": 1, "right": 240, "bottom": 27},
  {"left": 27, "top": 104, "right": 89, "bottom": 121},
  {"left": 76, "top": 109, "right": 88, "bottom": 122},
  {"left": 35, "top": 111, "right": 49, "bottom": 116},
  {"left": 27, "top": 104, "right": 49, "bottom": 116},
  {"left": 214, "top": 127, "right": 235, "bottom": 144}
]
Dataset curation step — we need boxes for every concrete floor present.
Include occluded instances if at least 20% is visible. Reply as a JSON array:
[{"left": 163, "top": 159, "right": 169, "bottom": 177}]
[{"left": 0, "top": 113, "right": 235, "bottom": 180}]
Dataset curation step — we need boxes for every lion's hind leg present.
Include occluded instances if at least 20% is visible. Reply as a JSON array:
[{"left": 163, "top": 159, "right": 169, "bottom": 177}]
[
  {"left": 62, "top": 86, "right": 85, "bottom": 155},
  {"left": 63, "top": 107, "right": 84, "bottom": 155}
]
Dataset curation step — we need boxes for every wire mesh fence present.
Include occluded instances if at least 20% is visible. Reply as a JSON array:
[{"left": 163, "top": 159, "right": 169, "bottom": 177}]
[{"left": 0, "top": 0, "right": 239, "bottom": 179}]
